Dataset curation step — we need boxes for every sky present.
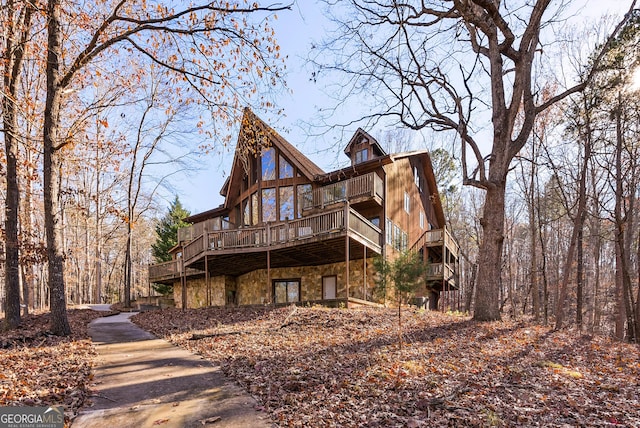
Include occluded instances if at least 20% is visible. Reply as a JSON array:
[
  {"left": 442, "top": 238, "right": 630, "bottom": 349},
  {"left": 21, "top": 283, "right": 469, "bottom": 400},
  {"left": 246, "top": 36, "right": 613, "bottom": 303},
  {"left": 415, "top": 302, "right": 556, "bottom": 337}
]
[{"left": 175, "top": 0, "right": 634, "bottom": 216}]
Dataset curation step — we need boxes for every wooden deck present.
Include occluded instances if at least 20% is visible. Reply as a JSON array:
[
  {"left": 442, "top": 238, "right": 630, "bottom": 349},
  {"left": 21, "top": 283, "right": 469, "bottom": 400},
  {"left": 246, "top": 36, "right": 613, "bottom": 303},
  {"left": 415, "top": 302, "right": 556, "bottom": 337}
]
[{"left": 149, "top": 205, "right": 382, "bottom": 283}]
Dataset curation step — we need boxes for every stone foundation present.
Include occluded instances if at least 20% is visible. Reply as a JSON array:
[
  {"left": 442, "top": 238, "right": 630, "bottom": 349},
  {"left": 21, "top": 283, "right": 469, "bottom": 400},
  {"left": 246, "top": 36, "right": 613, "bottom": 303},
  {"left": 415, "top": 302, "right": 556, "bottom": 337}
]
[{"left": 174, "top": 258, "right": 379, "bottom": 308}]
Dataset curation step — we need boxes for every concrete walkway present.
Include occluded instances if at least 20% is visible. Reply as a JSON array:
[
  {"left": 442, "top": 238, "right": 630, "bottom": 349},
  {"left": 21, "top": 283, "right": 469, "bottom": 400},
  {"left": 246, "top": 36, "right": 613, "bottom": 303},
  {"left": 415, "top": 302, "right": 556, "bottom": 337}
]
[{"left": 73, "top": 311, "right": 271, "bottom": 428}]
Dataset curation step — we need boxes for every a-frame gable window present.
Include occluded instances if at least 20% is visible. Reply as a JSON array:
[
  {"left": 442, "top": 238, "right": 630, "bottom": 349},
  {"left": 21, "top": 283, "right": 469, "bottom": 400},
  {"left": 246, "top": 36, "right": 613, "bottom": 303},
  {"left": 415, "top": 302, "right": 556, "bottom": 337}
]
[
  {"left": 262, "top": 188, "right": 276, "bottom": 222},
  {"left": 279, "top": 186, "right": 294, "bottom": 220},
  {"left": 262, "top": 147, "right": 276, "bottom": 180},
  {"left": 279, "top": 155, "right": 294, "bottom": 179}
]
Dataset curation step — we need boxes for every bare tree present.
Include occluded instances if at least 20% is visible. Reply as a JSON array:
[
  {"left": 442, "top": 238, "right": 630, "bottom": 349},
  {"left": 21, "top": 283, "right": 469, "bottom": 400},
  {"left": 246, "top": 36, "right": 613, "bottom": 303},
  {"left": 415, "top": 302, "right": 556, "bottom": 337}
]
[
  {"left": 42, "top": 0, "right": 290, "bottom": 335},
  {"left": 313, "top": 0, "right": 637, "bottom": 321},
  {"left": 1, "top": 0, "right": 34, "bottom": 329}
]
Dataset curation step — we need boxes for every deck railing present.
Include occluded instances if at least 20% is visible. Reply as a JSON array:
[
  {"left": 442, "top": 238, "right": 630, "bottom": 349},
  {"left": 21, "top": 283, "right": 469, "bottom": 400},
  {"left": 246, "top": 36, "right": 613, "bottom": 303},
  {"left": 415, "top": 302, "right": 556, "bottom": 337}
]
[
  {"left": 303, "top": 172, "right": 383, "bottom": 210},
  {"left": 178, "top": 217, "right": 233, "bottom": 243},
  {"left": 148, "top": 259, "right": 204, "bottom": 282},
  {"left": 181, "top": 206, "right": 381, "bottom": 265},
  {"left": 426, "top": 262, "right": 455, "bottom": 281},
  {"left": 410, "top": 227, "right": 459, "bottom": 258}
]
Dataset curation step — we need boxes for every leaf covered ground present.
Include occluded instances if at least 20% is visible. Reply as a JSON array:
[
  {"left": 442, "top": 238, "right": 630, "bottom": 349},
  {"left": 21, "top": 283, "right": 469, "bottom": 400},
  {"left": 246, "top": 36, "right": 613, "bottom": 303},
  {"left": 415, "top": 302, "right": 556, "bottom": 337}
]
[
  {"left": 0, "top": 309, "right": 108, "bottom": 425},
  {"left": 134, "top": 306, "right": 640, "bottom": 428}
]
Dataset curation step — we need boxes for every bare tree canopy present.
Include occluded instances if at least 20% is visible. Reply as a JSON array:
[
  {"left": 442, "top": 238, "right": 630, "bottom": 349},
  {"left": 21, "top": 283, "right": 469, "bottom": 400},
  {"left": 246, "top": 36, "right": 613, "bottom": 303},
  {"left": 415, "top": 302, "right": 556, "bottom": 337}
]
[{"left": 311, "top": 0, "right": 638, "bottom": 321}]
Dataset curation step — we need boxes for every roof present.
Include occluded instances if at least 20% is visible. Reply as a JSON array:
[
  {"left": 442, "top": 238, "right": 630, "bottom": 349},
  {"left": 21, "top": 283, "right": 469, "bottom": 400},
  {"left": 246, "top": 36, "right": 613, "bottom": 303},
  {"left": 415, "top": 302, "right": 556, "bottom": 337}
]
[
  {"left": 221, "top": 108, "right": 325, "bottom": 210},
  {"left": 243, "top": 107, "right": 325, "bottom": 179},
  {"left": 184, "top": 109, "right": 445, "bottom": 228},
  {"left": 343, "top": 128, "right": 387, "bottom": 157}
]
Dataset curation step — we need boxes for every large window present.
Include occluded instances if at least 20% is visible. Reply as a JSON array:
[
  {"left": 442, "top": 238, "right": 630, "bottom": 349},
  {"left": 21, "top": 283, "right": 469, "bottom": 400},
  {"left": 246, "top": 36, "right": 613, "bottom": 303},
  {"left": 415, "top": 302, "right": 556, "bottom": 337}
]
[
  {"left": 297, "top": 184, "right": 312, "bottom": 217},
  {"left": 242, "top": 198, "right": 250, "bottom": 226},
  {"left": 274, "top": 279, "right": 300, "bottom": 304},
  {"left": 251, "top": 192, "right": 259, "bottom": 225},
  {"left": 394, "top": 224, "right": 402, "bottom": 250},
  {"left": 261, "top": 147, "right": 276, "bottom": 180},
  {"left": 262, "top": 188, "right": 276, "bottom": 222},
  {"left": 279, "top": 156, "right": 294, "bottom": 179},
  {"left": 279, "top": 186, "right": 294, "bottom": 221}
]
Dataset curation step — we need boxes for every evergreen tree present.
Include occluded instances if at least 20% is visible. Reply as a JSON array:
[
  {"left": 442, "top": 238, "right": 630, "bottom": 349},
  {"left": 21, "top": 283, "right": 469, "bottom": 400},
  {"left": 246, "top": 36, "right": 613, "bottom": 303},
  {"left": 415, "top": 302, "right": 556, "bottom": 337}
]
[
  {"left": 373, "top": 251, "right": 427, "bottom": 350},
  {"left": 152, "top": 196, "right": 190, "bottom": 263}
]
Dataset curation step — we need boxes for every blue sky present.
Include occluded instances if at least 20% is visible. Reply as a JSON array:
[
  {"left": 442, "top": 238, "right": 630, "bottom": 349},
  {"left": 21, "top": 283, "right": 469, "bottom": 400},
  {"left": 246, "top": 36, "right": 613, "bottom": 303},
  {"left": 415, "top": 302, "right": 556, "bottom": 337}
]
[{"left": 175, "top": 0, "right": 633, "bottom": 215}]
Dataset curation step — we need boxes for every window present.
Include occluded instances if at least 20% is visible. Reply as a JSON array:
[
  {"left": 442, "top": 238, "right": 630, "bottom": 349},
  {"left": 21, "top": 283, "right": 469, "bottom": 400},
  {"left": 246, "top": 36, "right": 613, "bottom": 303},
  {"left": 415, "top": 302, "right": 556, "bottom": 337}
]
[
  {"left": 251, "top": 192, "right": 259, "bottom": 225},
  {"left": 242, "top": 198, "right": 250, "bottom": 226},
  {"left": 394, "top": 224, "right": 401, "bottom": 251},
  {"left": 297, "top": 184, "right": 312, "bottom": 217},
  {"left": 279, "top": 186, "right": 294, "bottom": 221},
  {"left": 262, "top": 188, "right": 276, "bottom": 222},
  {"left": 355, "top": 148, "right": 368, "bottom": 164},
  {"left": 369, "top": 217, "right": 380, "bottom": 227},
  {"left": 420, "top": 211, "right": 425, "bottom": 230},
  {"left": 261, "top": 147, "right": 276, "bottom": 180},
  {"left": 404, "top": 192, "right": 411, "bottom": 214},
  {"left": 274, "top": 279, "right": 300, "bottom": 304},
  {"left": 402, "top": 231, "right": 408, "bottom": 251},
  {"left": 279, "top": 156, "right": 294, "bottom": 179},
  {"left": 386, "top": 218, "right": 393, "bottom": 246},
  {"left": 414, "top": 166, "right": 422, "bottom": 192}
]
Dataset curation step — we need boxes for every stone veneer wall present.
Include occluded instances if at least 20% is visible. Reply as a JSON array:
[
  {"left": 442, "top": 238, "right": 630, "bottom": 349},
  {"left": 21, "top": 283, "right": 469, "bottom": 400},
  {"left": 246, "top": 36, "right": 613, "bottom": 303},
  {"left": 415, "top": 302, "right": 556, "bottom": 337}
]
[
  {"left": 173, "top": 275, "right": 227, "bottom": 309},
  {"left": 174, "top": 258, "right": 379, "bottom": 308}
]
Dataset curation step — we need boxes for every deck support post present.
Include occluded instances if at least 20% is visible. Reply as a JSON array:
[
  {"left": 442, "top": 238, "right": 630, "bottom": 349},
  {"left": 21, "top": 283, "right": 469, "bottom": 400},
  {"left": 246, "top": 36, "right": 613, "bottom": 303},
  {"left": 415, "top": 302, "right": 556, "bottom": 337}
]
[
  {"left": 205, "top": 255, "right": 210, "bottom": 306},
  {"left": 181, "top": 245, "right": 187, "bottom": 310},
  {"left": 363, "top": 246, "right": 367, "bottom": 301},
  {"left": 267, "top": 223, "right": 271, "bottom": 304},
  {"left": 345, "top": 203, "right": 350, "bottom": 307},
  {"left": 204, "top": 227, "right": 210, "bottom": 306}
]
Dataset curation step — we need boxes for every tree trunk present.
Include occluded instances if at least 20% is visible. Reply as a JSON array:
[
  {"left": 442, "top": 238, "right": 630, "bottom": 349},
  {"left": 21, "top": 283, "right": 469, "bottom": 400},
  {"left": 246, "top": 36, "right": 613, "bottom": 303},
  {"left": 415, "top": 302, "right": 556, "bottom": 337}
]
[
  {"left": 124, "top": 234, "right": 132, "bottom": 307},
  {"left": 44, "top": 0, "right": 70, "bottom": 336},
  {"left": 3, "top": 99, "right": 22, "bottom": 329},
  {"left": 474, "top": 182, "right": 506, "bottom": 321},
  {"left": 576, "top": 224, "right": 584, "bottom": 330},
  {"left": 464, "top": 263, "right": 476, "bottom": 313},
  {"left": 2, "top": 2, "right": 33, "bottom": 329}
]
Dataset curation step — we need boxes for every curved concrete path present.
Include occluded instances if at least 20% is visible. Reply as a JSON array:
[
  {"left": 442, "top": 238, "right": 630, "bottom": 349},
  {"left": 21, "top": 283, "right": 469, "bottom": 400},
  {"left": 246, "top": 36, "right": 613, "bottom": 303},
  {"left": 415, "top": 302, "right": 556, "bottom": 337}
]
[{"left": 73, "top": 310, "right": 271, "bottom": 428}]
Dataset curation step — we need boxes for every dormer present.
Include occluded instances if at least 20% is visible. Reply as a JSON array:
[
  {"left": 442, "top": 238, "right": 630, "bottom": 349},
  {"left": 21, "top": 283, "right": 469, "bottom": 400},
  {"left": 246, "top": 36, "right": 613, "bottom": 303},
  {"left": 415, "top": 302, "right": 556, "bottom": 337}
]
[{"left": 344, "top": 128, "right": 387, "bottom": 166}]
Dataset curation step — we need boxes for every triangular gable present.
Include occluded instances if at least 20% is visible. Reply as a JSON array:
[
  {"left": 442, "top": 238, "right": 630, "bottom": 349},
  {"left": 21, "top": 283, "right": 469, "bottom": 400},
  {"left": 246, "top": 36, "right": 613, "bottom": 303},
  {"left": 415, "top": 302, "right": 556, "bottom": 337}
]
[
  {"left": 223, "top": 108, "right": 325, "bottom": 209},
  {"left": 343, "top": 128, "right": 387, "bottom": 158}
]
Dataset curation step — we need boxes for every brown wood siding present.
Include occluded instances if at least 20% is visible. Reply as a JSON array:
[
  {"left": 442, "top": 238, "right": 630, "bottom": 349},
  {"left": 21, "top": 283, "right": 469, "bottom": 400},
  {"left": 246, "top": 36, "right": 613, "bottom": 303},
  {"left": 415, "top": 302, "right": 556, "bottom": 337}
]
[{"left": 384, "top": 158, "right": 436, "bottom": 252}]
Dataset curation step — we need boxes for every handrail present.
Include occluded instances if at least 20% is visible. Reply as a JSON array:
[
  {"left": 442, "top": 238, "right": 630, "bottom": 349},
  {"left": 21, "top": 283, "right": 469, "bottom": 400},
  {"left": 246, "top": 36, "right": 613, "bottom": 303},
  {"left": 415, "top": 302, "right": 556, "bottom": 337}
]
[
  {"left": 179, "top": 206, "right": 381, "bottom": 265},
  {"left": 302, "top": 172, "right": 383, "bottom": 209},
  {"left": 148, "top": 259, "right": 204, "bottom": 282}
]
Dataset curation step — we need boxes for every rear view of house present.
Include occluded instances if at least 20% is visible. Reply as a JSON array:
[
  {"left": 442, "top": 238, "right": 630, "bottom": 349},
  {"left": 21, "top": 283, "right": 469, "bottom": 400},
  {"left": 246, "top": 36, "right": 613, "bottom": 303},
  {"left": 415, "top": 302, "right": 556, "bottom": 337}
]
[{"left": 148, "top": 108, "right": 459, "bottom": 309}]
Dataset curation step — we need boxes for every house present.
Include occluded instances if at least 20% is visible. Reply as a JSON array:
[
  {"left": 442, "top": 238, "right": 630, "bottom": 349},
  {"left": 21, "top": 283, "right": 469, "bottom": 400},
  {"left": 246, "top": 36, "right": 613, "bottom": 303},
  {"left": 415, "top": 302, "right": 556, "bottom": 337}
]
[{"left": 148, "top": 108, "right": 459, "bottom": 310}]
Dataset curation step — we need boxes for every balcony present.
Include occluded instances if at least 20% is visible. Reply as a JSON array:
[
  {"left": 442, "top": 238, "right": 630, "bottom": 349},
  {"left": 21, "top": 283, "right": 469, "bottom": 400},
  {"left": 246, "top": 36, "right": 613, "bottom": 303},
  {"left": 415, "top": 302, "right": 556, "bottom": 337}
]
[
  {"left": 184, "top": 206, "right": 381, "bottom": 263},
  {"left": 411, "top": 227, "right": 459, "bottom": 291},
  {"left": 302, "top": 172, "right": 384, "bottom": 210},
  {"left": 150, "top": 205, "right": 383, "bottom": 282},
  {"left": 148, "top": 259, "right": 205, "bottom": 284}
]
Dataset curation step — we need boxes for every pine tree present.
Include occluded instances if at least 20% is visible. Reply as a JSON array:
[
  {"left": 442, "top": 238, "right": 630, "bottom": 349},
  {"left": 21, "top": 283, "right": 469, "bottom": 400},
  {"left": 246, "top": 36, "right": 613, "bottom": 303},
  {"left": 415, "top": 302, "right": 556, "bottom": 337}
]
[
  {"left": 152, "top": 196, "right": 190, "bottom": 263},
  {"left": 373, "top": 251, "right": 427, "bottom": 351}
]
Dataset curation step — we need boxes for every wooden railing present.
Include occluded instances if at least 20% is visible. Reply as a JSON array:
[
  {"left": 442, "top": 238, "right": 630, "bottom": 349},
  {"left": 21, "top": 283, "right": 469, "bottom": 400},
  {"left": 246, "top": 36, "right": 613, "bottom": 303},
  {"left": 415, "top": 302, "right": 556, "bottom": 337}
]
[
  {"left": 411, "top": 227, "right": 459, "bottom": 258},
  {"left": 426, "top": 262, "right": 455, "bottom": 282},
  {"left": 178, "top": 217, "right": 233, "bottom": 243},
  {"left": 349, "top": 209, "right": 382, "bottom": 248},
  {"left": 148, "top": 259, "right": 204, "bottom": 282},
  {"left": 181, "top": 206, "right": 382, "bottom": 265},
  {"left": 302, "top": 172, "right": 383, "bottom": 209}
]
